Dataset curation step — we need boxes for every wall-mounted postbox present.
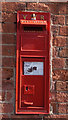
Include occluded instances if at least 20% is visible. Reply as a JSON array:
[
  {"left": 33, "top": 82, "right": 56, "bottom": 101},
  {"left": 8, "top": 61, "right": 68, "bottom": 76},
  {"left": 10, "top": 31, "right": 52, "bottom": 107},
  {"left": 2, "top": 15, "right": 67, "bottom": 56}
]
[{"left": 16, "top": 11, "right": 50, "bottom": 114}]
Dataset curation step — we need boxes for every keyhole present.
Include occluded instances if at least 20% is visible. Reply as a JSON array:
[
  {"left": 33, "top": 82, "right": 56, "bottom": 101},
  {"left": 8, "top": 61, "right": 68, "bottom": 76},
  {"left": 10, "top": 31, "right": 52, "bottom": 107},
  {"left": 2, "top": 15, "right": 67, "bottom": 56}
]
[{"left": 26, "top": 86, "right": 28, "bottom": 91}]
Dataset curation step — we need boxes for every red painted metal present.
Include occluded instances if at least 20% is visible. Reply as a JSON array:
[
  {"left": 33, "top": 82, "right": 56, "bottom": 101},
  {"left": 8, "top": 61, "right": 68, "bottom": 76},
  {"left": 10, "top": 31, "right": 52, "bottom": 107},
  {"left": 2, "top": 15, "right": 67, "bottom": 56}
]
[{"left": 16, "top": 11, "right": 50, "bottom": 114}]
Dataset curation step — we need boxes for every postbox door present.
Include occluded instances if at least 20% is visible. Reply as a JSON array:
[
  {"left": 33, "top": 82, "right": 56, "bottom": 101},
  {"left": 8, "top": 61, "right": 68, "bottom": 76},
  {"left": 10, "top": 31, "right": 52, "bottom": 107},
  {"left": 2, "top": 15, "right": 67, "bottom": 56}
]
[{"left": 19, "top": 57, "right": 46, "bottom": 110}]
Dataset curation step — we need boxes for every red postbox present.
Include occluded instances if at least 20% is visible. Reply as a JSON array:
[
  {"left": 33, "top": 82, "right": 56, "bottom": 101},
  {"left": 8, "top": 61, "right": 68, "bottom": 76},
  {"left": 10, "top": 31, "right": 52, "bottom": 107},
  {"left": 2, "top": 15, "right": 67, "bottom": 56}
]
[{"left": 16, "top": 11, "right": 50, "bottom": 114}]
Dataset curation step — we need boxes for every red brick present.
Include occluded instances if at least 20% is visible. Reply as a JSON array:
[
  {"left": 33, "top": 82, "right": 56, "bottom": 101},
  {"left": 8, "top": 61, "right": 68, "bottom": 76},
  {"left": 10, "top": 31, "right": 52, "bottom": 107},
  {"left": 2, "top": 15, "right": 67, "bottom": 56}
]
[
  {"left": 51, "top": 102, "right": 57, "bottom": 114},
  {"left": 66, "top": 16, "right": 68, "bottom": 25},
  {"left": 50, "top": 92, "right": 56, "bottom": 102},
  {"left": 52, "top": 36, "right": 66, "bottom": 47},
  {"left": 59, "top": 47, "right": 68, "bottom": 58},
  {"left": 0, "top": 13, "right": 2, "bottom": 23},
  {"left": 0, "top": 91, "right": 2, "bottom": 101},
  {"left": 0, "top": 104, "right": 3, "bottom": 113},
  {"left": 43, "top": 114, "right": 67, "bottom": 119},
  {"left": 67, "top": 104, "right": 68, "bottom": 114},
  {"left": 66, "top": 37, "right": 68, "bottom": 45},
  {"left": 56, "top": 81, "right": 66, "bottom": 91},
  {"left": 0, "top": 45, "right": 2, "bottom": 55},
  {"left": 52, "top": 15, "right": 65, "bottom": 25},
  {"left": 2, "top": 2, "right": 26, "bottom": 12},
  {"left": 52, "top": 58, "right": 65, "bottom": 69},
  {"left": 11, "top": 114, "right": 42, "bottom": 119},
  {"left": 0, "top": 114, "right": 10, "bottom": 119},
  {"left": 2, "top": 45, "right": 16, "bottom": 56},
  {"left": 40, "top": 115, "right": 67, "bottom": 119},
  {"left": 6, "top": 91, "right": 13, "bottom": 101},
  {"left": 52, "top": 69, "right": 68, "bottom": 81},
  {"left": 2, "top": 68, "right": 14, "bottom": 80},
  {"left": 59, "top": 26, "right": 68, "bottom": 36},
  {"left": 51, "top": 81, "right": 56, "bottom": 91},
  {"left": 0, "top": 79, "right": 2, "bottom": 87},
  {"left": 2, "top": 12, "right": 16, "bottom": 22},
  {"left": 48, "top": 3, "right": 67, "bottom": 14},
  {"left": 0, "top": 34, "right": 2, "bottom": 44},
  {"left": 51, "top": 26, "right": 59, "bottom": 35},
  {"left": 0, "top": 23, "right": 2, "bottom": 32},
  {"left": 0, "top": 103, "right": 14, "bottom": 113},
  {"left": 27, "top": 3, "right": 50, "bottom": 11},
  {"left": 58, "top": 103, "right": 66, "bottom": 114},
  {"left": 66, "top": 81, "right": 68, "bottom": 91},
  {"left": 11, "top": 118, "right": 42, "bottom": 120},
  {"left": 1, "top": 2, "right": 66, "bottom": 15},
  {"left": 59, "top": 3, "right": 67, "bottom": 14},
  {"left": 52, "top": 47, "right": 58, "bottom": 58},
  {"left": 2, "top": 57, "right": 15, "bottom": 67},
  {"left": 66, "top": 93, "right": 68, "bottom": 103},
  {"left": 2, "top": 91, "right": 5, "bottom": 101},
  {"left": 2, "top": 23, "right": 16, "bottom": 33},
  {"left": 0, "top": 115, "right": 3, "bottom": 119},
  {"left": 2, "top": 79, "right": 14, "bottom": 90},
  {"left": 0, "top": 91, "right": 5, "bottom": 101},
  {"left": 66, "top": 93, "right": 68, "bottom": 102},
  {"left": 66, "top": 59, "right": 68, "bottom": 68},
  {"left": 0, "top": 61, "right": 2, "bottom": 69},
  {"left": 56, "top": 92, "right": 67, "bottom": 102},
  {"left": 2, "top": 34, "right": 16, "bottom": 44},
  {"left": 66, "top": 3, "right": 68, "bottom": 14}
]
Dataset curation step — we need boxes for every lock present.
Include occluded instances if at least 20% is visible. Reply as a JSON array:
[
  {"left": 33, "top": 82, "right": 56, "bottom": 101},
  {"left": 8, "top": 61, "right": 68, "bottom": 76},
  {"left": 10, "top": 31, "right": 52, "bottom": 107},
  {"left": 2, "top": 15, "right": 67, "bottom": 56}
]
[
  {"left": 16, "top": 11, "right": 50, "bottom": 114},
  {"left": 24, "top": 85, "right": 35, "bottom": 95}
]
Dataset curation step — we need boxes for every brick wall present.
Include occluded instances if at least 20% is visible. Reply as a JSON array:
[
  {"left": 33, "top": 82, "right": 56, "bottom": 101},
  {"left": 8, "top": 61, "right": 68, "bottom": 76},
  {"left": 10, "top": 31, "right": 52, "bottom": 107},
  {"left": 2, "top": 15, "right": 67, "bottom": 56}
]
[{"left": 0, "top": 2, "right": 68, "bottom": 120}]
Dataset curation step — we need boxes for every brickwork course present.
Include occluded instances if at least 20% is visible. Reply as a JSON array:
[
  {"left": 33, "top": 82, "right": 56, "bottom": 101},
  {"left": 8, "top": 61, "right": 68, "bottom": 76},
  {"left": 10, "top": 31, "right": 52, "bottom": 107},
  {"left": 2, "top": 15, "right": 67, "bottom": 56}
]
[{"left": 0, "top": 1, "right": 68, "bottom": 120}]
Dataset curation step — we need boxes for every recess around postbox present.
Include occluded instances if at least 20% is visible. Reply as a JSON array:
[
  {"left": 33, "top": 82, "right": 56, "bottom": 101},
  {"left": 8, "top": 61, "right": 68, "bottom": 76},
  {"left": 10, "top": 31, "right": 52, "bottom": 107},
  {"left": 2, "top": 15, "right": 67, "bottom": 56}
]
[{"left": 16, "top": 11, "right": 50, "bottom": 114}]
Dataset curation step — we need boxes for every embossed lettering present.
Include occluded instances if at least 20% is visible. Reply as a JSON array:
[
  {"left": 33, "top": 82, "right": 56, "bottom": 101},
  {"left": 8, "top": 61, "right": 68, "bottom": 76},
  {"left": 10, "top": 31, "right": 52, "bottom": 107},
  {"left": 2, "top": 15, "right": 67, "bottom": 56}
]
[
  {"left": 23, "top": 15, "right": 27, "bottom": 19},
  {"left": 41, "top": 15, "right": 44, "bottom": 20}
]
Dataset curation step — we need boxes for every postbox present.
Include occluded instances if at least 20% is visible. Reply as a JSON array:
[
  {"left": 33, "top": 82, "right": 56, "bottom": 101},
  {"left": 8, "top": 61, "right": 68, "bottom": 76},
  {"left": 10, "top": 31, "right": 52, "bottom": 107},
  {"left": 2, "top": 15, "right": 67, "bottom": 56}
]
[{"left": 16, "top": 11, "right": 50, "bottom": 114}]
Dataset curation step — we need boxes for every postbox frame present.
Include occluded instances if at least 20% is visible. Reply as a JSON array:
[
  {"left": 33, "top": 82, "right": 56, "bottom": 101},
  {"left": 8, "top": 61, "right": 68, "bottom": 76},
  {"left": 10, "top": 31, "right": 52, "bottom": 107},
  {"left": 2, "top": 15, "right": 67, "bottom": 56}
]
[{"left": 16, "top": 11, "right": 50, "bottom": 114}]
